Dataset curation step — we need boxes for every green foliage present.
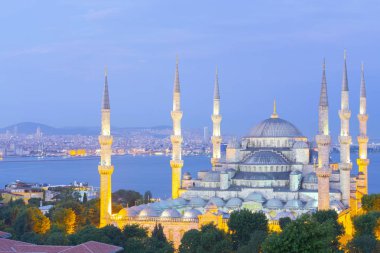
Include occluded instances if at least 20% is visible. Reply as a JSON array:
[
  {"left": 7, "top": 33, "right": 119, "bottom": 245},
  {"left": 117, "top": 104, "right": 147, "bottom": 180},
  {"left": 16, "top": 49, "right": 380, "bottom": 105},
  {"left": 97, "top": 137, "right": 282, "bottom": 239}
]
[
  {"left": 346, "top": 234, "right": 378, "bottom": 253},
  {"left": 362, "top": 194, "right": 380, "bottom": 212},
  {"left": 152, "top": 223, "right": 167, "bottom": 243},
  {"left": 228, "top": 209, "right": 268, "bottom": 249},
  {"left": 82, "top": 193, "right": 88, "bottom": 203},
  {"left": 353, "top": 212, "right": 380, "bottom": 237},
  {"left": 28, "top": 198, "right": 42, "bottom": 207},
  {"left": 262, "top": 214, "right": 341, "bottom": 253},
  {"left": 144, "top": 191, "right": 152, "bottom": 204},
  {"left": 237, "top": 230, "right": 268, "bottom": 253},
  {"left": 112, "top": 189, "right": 143, "bottom": 207},
  {"left": 279, "top": 217, "right": 292, "bottom": 230},
  {"left": 51, "top": 208, "right": 76, "bottom": 234},
  {"left": 179, "top": 223, "right": 232, "bottom": 253},
  {"left": 123, "top": 224, "right": 148, "bottom": 239}
]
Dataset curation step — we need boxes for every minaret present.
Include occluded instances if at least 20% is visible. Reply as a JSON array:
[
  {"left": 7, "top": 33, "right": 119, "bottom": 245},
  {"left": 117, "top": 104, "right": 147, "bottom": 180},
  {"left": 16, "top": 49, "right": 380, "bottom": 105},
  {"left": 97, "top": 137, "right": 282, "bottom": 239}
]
[
  {"left": 357, "top": 63, "right": 369, "bottom": 195},
  {"left": 271, "top": 99, "right": 278, "bottom": 118},
  {"left": 316, "top": 59, "right": 331, "bottom": 210},
  {"left": 338, "top": 51, "right": 352, "bottom": 207},
  {"left": 211, "top": 67, "right": 222, "bottom": 168},
  {"left": 170, "top": 58, "right": 183, "bottom": 199},
  {"left": 98, "top": 68, "right": 114, "bottom": 227}
]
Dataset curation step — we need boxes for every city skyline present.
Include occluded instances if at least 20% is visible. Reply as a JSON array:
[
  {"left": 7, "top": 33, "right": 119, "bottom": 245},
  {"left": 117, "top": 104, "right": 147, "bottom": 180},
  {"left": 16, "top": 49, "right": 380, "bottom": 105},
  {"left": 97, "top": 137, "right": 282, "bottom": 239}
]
[{"left": 1, "top": 1, "right": 380, "bottom": 139}]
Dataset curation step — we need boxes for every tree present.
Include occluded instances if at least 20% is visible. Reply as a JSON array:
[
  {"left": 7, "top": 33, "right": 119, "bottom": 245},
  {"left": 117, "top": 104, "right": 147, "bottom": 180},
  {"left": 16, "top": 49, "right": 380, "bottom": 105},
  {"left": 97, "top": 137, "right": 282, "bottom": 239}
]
[
  {"left": 262, "top": 214, "right": 340, "bottom": 253},
  {"left": 144, "top": 191, "right": 152, "bottom": 204},
  {"left": 279, "top": 217, "right": 292, "bottom": 230},
  {"left": 27, "top": 207, "right": 51, "bottom": 234},
  {"left": 237, "top": 230, "right": 268, "bottom": 253},
  {"left": 352, "top": 212, "right": 380, "bottom": 237},
  {"left": 28, "top": 198, "right": 42, "bottom": 207},
  {"left": 362, "top": 194, "right": 380, "bottom": 212},
  {"left": 152, "top": 223, "right": 167, "bottom": 242},
  {"left": 112, "top": 189, "right": 142, "bottom": 207},
  {"left": 346, "top": 234, "right": 378, "bottom": 253},
  {"left": 82, "top": 193, "right": 88, "bottom": 203},
  {"left": 52, "top": 208, "right": 76, "bottom": 234},
  {"left": 312, "top": 210, "right": 344, "bottom": 251},
  {"left": 179, "top": 224, "right": 232, "bottom": 253},
  {"left": 227, "top": 209, "right": 268, "bottom": 248},
  {"left": 123, "top": 224, "right": 148, "bottom": 239}
]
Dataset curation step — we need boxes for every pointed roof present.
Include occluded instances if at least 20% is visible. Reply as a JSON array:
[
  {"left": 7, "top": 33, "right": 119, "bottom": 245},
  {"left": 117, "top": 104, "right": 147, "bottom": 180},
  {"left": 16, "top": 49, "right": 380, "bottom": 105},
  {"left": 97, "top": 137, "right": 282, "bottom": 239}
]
[
  {"left": 319, "top": 59, "right": 328, "bottom": 107},
  {"left": 360, "top": 62, "right": 366, "bottom": 98},
  {"left": 214, "top": 67, "right": 220, "bottom": 100},
  {"left": 174, "top": 57, "right": 180, "bottom": 93},
  {"left": 102, "top": 67, "right": 110, "bottom": 110},
  {"left": 271, "top": 99, "right": 279, "bottom": 118},
  {"left": 342, "top": 50, "right": 349, "bottom": 91}
]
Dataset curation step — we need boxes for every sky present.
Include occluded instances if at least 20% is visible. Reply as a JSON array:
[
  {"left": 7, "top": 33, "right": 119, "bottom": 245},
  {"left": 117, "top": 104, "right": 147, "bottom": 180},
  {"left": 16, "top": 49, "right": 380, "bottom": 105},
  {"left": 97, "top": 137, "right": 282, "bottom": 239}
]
[{"left": 0, "top": 0, "right": 379, "bottom": 141}]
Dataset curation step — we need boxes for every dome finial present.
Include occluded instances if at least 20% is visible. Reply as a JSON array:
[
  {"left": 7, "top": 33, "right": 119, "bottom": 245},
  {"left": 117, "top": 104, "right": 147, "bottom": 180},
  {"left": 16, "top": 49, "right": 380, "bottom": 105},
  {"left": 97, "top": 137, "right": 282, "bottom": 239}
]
[{"left": 271, "top": 98, "right": 278, "bottom": 118}]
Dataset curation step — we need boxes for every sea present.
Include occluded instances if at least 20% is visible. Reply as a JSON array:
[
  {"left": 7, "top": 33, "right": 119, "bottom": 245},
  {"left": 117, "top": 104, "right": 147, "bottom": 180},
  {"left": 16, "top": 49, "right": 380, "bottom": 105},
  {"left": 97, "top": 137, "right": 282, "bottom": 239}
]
[{"left": 0, "top": 153, "right": 379, "bottom": 198}]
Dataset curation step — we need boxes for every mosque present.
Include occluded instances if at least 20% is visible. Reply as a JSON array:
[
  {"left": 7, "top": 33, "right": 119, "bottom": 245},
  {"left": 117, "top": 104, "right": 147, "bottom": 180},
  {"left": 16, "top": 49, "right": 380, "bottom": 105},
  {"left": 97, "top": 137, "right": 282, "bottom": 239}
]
[{"left": 98, "top": 53, "right": 369, "bottom": 247}]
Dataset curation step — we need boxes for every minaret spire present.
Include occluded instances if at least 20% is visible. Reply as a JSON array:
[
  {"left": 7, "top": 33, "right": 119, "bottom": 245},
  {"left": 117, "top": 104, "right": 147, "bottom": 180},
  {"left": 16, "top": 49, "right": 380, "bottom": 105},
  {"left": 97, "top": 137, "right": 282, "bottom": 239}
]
[
  {"left": 98, "top": 68, "right": 114, "bottom": 227},
  {"left": 338, "top": 50, "right": 352, "bottom": 207},
  {"left": 271, "top": 99, "right": 278, "bottom": 118},
  {"left": 211, "top": 67, "right": 222, "bottom": 168},
  {"left": 170, "top": 57, "right": 184, "bottom": 199},
  {"left": 316, "top": 59, "right": 331, "bottom": 210},
  {"left": 357, "top": 62, "right": 369, "bottom": 195}
]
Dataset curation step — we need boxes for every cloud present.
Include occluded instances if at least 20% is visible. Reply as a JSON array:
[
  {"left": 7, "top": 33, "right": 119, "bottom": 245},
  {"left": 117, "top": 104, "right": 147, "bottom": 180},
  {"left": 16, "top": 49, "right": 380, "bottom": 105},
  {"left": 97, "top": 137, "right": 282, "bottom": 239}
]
[{"left": 82, "top": 8, "right": 119, "bottom": 21}]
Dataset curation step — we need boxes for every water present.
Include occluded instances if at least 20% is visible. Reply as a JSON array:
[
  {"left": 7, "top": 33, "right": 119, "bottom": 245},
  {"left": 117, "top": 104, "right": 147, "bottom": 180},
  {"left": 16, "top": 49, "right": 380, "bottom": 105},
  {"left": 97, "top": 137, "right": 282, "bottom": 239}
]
[{"left": 0, "top": 153, "right": 379, "bottom": 198}]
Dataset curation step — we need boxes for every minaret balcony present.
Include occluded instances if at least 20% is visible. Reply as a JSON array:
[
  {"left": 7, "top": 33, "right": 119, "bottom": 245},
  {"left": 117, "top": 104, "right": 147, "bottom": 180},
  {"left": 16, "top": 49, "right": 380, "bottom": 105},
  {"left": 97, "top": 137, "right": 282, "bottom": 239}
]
[
  {"left": 99, "top": 135, "right": 113, "bottom": 145},
  {"left": 338, "top": 162, "right": 352, "bottom": 171},
  {"left": 170, "top": 160, "right": 184, "bottom": 169},
  {"left": 316, "top": 135, "right": 331, "bottom": 146},
  {"left": 357, "top": 136, "right": 368, "bottom": 144},
  {"left": 98, "top": 165, "right": 114, "bottom": 175},
  {"left": 171, "top": 111, "right": 183, "bottom": 120},
  {"left": 357, "top": 114, "right": 368, "bottom": 121},
  {"left": 211, "top": 114, "right": 222, "bottom": 123},
  {"left": 316, "top": 168, "right": 331, "bottom": 177},
  {"left": 211, "top": 136, "right": 222, "bottom": 144},
  {"left": 171, "top": 135, "right": 183, "bottom": 144},
  {"left": 338, "top": 136, "right": 352, "bottom": 145},
  {"left": 339, "top": 110, "right": 351, "bottom": 120},
  {"left": 356, "top": 158, "right": 369, "bottom": 167}
]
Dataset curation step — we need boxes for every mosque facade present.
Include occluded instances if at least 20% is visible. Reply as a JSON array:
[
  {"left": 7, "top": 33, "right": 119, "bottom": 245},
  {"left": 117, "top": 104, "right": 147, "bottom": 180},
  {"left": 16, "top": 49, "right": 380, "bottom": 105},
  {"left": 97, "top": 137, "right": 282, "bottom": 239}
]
[{"left": 100, "top": 53, "right": 369, "bottom": 247}]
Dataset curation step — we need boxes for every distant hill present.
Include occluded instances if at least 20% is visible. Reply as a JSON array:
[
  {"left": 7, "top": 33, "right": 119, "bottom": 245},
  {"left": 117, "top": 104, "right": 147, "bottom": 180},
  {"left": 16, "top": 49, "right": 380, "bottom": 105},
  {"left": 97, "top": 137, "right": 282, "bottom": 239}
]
[{"left": 0, "top": 122, "right": 172, "bottom": 136}]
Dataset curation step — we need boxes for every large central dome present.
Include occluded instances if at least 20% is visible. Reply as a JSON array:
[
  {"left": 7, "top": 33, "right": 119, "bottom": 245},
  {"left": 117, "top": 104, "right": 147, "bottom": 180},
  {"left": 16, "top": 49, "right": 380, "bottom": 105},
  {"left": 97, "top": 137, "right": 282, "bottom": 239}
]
[{"left": 250, "top": 117, "right": 303, "bottom": 137}]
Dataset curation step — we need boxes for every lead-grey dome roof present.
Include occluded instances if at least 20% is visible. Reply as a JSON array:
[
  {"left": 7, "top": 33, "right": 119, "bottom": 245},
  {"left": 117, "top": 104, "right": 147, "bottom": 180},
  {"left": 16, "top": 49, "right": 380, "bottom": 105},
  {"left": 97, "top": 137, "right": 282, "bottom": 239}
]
[
  {"left": 183, "top": 209, "right": 202, "bottom": 219},
  {"left": 265, "top": 198, "right": 284, "bottom": 209},
  {"left": 243, "top": 151, "right": 290, "bottom": 165},
  {"left": 139, "top": 207, "right": 159, "bottom": 217},
  {"left": 160, "top": 208, "right": 182, "bottom": 218},
  {"left": 189, "top": 197, "right": 207, "bottom": 208},
  {"left": 250, "top": 118, "right": 303, "bottom": 138},
  {"left": 245, "top": 192, "right": 266, "bottom": 203},
  {"left": 225, "top": 197, "right": 243, "bottom": 208}
]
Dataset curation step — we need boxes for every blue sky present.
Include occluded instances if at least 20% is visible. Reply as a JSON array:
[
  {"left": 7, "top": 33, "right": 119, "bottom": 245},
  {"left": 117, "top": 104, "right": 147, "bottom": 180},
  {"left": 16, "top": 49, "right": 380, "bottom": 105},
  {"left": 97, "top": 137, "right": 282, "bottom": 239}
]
[{"left": 0, "top": 0, "right": 379, "bottom": 140}]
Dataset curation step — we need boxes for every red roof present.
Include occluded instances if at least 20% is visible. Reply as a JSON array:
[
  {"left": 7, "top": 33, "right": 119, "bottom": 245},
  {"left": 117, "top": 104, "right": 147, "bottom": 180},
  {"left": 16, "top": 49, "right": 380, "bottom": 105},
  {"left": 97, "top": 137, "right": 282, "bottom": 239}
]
[{"left": 0, "top": 238, "right": 123, "bottom": 253}]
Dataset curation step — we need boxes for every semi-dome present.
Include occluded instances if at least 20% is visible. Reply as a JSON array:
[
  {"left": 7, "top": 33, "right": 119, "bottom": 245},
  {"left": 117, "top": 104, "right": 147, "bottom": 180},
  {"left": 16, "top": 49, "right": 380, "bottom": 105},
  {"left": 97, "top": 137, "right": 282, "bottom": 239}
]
[
  {"left": 203, "top": 172, "right": 220, "bottom": 182},
  {"left": 250, "top": 118, "right": 303, "bottom": 138},
  {"left": 208, "top": 197, "right": 225, "bottom": 207},
  {"left": 305, "top": 199, "right": 318, "bottom": 209},
  {"left": 284, "top": 199, "right": 304, "bottom": 209},
  {"left": 171, "top": 198, "right": 188, "bottom": 208},
  {"left": 303, "top": 172, "right": 318, "bottom": 184},
  {"left": 245, "top": 192, "right": 266, "bottom": 203},
  {"left": 265, "top": 198, "right": 284, "bottom": 209},
  {"left": 183, "top": 209, "right": 202, "bottom": 219},
  {"left": 225, "top": 197, "right": 243, "bottom": 208},
  {"left": 243, "top": 150, "right": 290, "bottom": 165},
  {"left": 293, "top": 141, "right": 309, "bottom": 149},
  {"left": 160, "top": 208, "right": 182, "bottom": 218},
  {"left": 139, "top": 207, "right": 159, "bottom": 217},
  {"left": 274, "top": 211, "right": 295, "bottom": 220},
  {"left": 189, "top": 197, "right": 207, "bottom": 208},
  {"left": 330, "top": 200, "right": 345, "bottom": 212},
  {"left": 183, "top": 172, "right": 192, "bottom": 180}
]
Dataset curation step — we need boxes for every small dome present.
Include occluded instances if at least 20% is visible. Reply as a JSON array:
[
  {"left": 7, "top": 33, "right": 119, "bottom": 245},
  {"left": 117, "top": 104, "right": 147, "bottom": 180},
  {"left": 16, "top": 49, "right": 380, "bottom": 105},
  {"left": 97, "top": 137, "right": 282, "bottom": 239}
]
[
  {"left": 290, "top": 170, "right": 302, "bottom": 175},
  {"left": 330, "top": 200, "right": 345, "bottom": 212},
  {"left": 245, "top": 192, "right": 266, "bottom": 203},
  {"left": 208, "top": 197, "right": 225, "bottom": 207},
  {"left": 274, "top": 211, "right": 295, "bottom": 220},
  {"left": 183, "top": 172, "right": 192, "bottom": 180},
  {"left": 284, "top": 199, "right": 304, "bottom": 209},
  {"left": 250, "top": 118, "right": 303, "bottom": 138},
  {"left": 225, "top": 197, "right": 243, "bottom": 208},
  {"left": 265, "top": 199, "right": 284, "bottom": 209},
  {"left": 303, "top": 172, "right": 318, "bottom": 184},
  {"left": 293, "top": 141, "right": 309, "bottom": 149},
  {"left": 118, "top": 208, "right": 138, "bottom": 217},
  {"left": 243, "top": 151, "right": 290, "bottom": 165},
  {"left": 171, "top": 198, "right": 188, "bottom": 208},
  {"left": 203, "top": 172, "right": 221, "bottom": 182},
  {"left": 160, "top": 208, "right": 182, "bottom": 218},
  {"left": 189, "top": 197, "right": 207, "bottom": 208},
  {"left": 183, "top": 209, "right": 202, "bottom": 219},
  {"left": 139, "top": 207, "right": 159, "bottom": 217},
  {"left": 156, "top": 200, "right": 170, "bottom": 210},
  {"left": 305, "top": 199, "right": 318, "bottom": 209}
]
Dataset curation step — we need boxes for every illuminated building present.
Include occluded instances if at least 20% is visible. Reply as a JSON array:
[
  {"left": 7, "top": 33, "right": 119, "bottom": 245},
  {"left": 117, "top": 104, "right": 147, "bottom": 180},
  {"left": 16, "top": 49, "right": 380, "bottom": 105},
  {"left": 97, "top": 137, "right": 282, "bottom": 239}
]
[{"left": 105, "top": 55, "right": 369, "bottom": 247}]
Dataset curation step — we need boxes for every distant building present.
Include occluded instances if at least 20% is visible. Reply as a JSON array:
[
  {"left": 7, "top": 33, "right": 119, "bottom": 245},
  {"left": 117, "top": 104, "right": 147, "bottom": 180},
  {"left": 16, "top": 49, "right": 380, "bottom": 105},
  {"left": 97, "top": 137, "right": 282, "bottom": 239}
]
[
  {"left": 203, "top": 127, "right": 209, "bottom": 145},
  {"left": 3, "top": 180, "right": 44, "bottom": 204}
]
